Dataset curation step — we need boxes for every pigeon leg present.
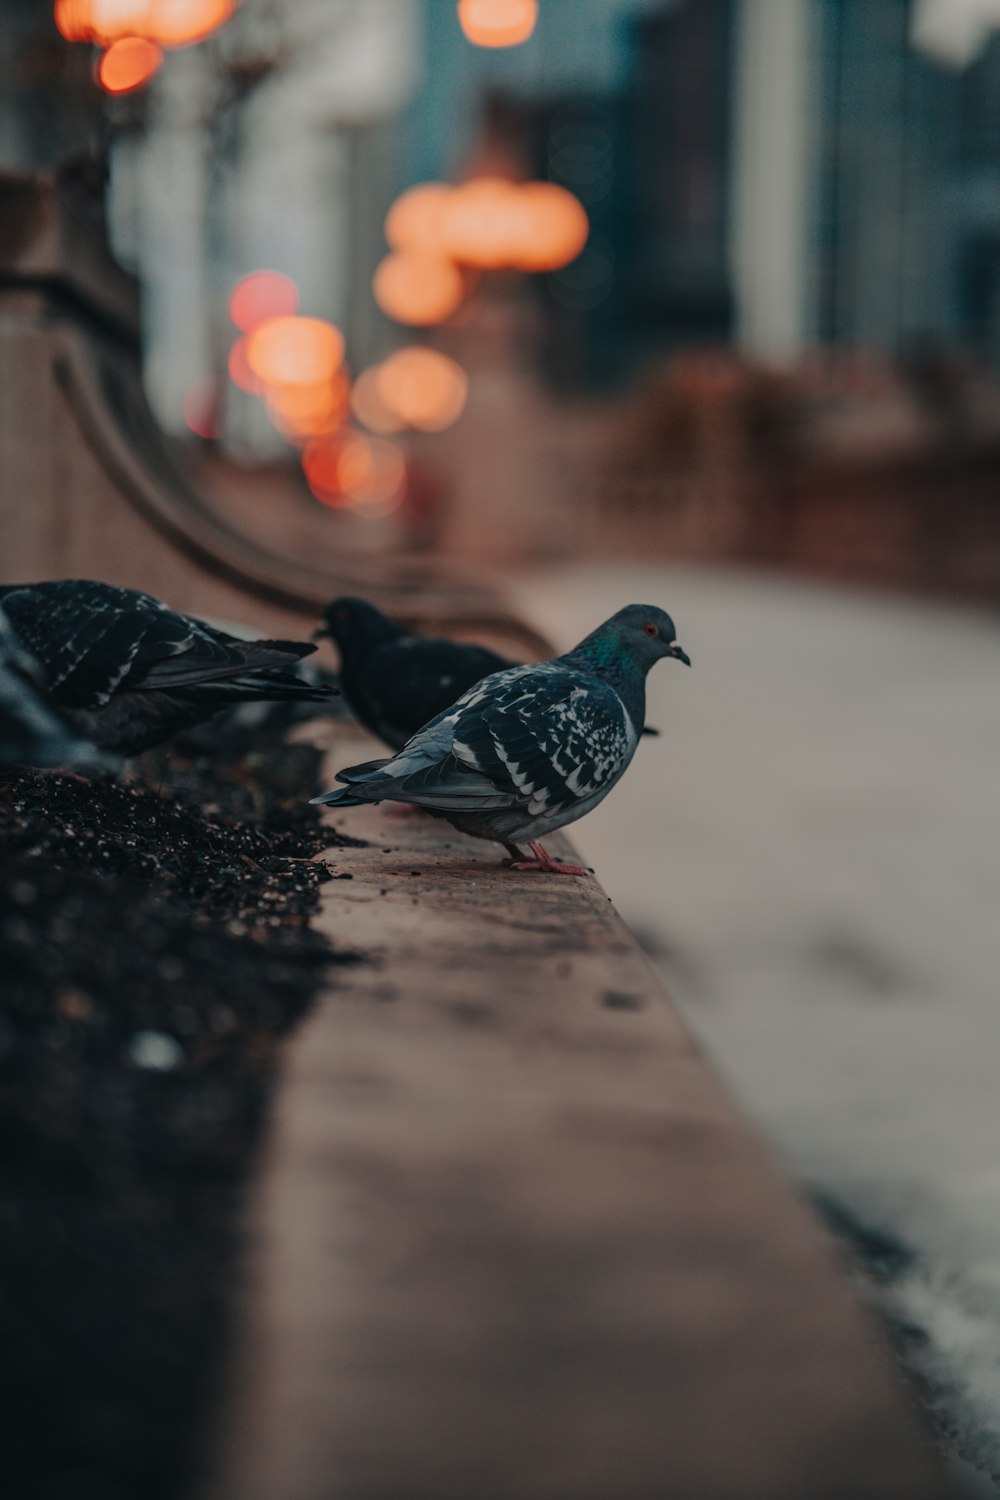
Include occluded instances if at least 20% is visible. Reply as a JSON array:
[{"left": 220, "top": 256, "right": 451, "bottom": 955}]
[
  {"left": 509, "top": 840, "right": 591, "bottom": 877},
  {"left": 385, "top": 802, "right": 420, "bottom": 818}
]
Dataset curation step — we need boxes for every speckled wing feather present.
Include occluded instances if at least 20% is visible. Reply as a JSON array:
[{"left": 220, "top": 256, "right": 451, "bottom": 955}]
[
  {"left": 0, "top": 581, "right": 320, "bottom": 709},
  {"left": 336, "top": 662, "right": 634, "bottom": 817}
]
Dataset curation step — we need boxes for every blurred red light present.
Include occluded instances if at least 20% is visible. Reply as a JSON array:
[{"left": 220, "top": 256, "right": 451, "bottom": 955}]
[
  {"left": 229, "top": 271, "right": 299, "bottom": 334},
  {"left": 182, "top": 374, "right": 220, "bottom": 439},
  {"left": 227, "top": 336, "right": 263, "bottom": 394},
  {"left": 97, "top": 36, "right": 163, "bottom": 93}
]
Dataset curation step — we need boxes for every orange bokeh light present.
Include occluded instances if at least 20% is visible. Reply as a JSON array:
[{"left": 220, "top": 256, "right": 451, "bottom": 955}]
[
  {"left": 441, "top": 177, "right": 528, "bottom": 269},
  {"left": 97, "top": 36, "right": 164, "bottom": 93},
  {"left": 372, "top": 252, "right": 465, "bottom": 327},
  {"left": 55, "top": 0, "right": 98, "bottom": 40},
  {"left": 350, "top": 366, "right": 407, "bottom": 435},
  {"left": 457, "top": 0, "right": 538, "bottom": 48},
  {"left": 145, "top": 0, "right": 234, "bottom": 46},
  {"left": 509, "top": 181, "right": 589, "bottom": 270},
  {"left": 304, "top": 432, "right": 406, "bottom": 518},
  {"left": 384, "top": 183, "right": 454, "bottom": 256},
  {"left": 376, "top": 348, "right": 468, "bottom": 433},
  {"left": 266, "top": 375, "right": 349, "bottom": 442},
  {"left": 55, "top": 0, "right": 235, "bottom": 48},
  {"left": 245, "top": 316, "right": 345, "bottom": 388},
  {"left": 227, "top": 336, "right": 263, "bottom": 394},
  {"left": 229, "top": 270, "right": 299, "bottom": 334}
]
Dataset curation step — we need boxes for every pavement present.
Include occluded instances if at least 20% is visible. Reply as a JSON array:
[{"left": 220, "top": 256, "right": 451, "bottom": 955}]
[{"left": 514, "top": 562, "right": 1000, "bottom": 1495}]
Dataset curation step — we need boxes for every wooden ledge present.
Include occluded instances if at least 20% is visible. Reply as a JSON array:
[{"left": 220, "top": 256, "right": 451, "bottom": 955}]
[{"left": 204, "top": 725, "right": 949, "bottom": 1500}]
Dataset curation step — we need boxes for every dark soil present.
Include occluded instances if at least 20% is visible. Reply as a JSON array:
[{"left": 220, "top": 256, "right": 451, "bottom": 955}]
[{"left": 0, "top": 734, "right": 367, "bottom": 1500}]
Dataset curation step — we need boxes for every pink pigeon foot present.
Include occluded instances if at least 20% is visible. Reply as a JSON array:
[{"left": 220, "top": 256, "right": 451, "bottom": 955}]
[
  {"left": 509, "top": 840, "right": 591, "bottom": 877},
  {"left": 385, "top": 802, "right": 421, "bottom": 818}
]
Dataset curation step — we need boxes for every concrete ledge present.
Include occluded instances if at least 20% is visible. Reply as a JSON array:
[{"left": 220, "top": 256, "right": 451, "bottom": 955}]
[{"left": 203, "top": 725, "right": 949, "bottom": 1500}]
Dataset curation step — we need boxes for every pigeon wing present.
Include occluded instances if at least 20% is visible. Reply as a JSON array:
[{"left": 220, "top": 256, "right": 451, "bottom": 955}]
[{"left": 449, "top": 665, "right": 633, "bottom": 819}]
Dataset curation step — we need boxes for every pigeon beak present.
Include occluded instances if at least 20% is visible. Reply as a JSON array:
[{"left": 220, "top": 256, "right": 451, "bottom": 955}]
[
  {"left": 669, "top": 643, "right": 691, "bottom": 667},
  {"left": 311, "top": 624, "right": 329, "bottom": 642}
]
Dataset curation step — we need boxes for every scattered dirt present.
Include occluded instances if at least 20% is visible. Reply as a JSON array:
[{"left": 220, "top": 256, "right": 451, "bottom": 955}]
[{"left": 0, "top": 732, "right": 366, "bottom": 1500}]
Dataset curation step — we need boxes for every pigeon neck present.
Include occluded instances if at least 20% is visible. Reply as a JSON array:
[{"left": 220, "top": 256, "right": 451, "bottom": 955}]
[{"left": 565, "top": 635, "right": 646, "bottom": 730}]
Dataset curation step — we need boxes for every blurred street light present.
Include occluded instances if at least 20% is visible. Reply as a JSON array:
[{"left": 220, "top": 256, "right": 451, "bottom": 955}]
[
  {"left": 372, "top": 252, "right": 466, "bottom": 326},
  {"left": 229, "top": 271, "right": 299, "bottom": 334},
  {"left": 385, "top": 183, "right": 455, "bottom": 256},
  {"left": 351, "top": 367, "right": 408, "bottom": 435},
  {"left": 457, "top": 0, "right": 538, "bottom": 49},
  {"left": 97, "top": 36, "right": 163, "bottom": 93},
  {"left": 303, "top": 432, "right": 407, "bottom": 518},
  {"left": 245, "top": 316, "right": 345, "bottom": 388},
  {"left": 376, "top": 348, "right": 468, "bottom": 432},
  {"left": 383, "top": 177, "right": 589, "bottom": 275}
]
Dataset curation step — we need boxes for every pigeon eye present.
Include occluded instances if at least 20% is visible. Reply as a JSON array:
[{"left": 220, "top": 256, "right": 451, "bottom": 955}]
[
  {"left": 336, "top": 609, "right": 349, "bottom": 622},
  {"left": 644, "top": 623, "right": 658, "bottom": 638}
]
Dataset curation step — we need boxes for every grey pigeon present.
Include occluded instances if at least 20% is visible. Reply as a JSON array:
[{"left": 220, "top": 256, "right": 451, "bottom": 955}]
[
  {"left": 315, "top": 596, "right": 514, "bottom": 751},
  {"left": 0, "top": 607, "right": 111, "bottom": 772},
  {"left": 0, "top": 580, "right": 336, "bottom": 757},
  {"left": 311, "top": 603, "right": 690, "bottom": 874},
  {"left": 314, "top": 595, "right": 661, "bottom": 749}
]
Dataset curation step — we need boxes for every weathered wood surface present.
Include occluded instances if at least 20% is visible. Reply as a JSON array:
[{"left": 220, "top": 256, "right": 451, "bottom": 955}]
[{"left": 204, "top": 723, "right": 949, "bottom": 1500}]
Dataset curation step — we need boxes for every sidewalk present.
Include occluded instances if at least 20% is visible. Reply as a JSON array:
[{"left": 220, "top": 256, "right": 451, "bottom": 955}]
[{"left": 515, "top": 562, "right": 1000, "bottom": 1492}]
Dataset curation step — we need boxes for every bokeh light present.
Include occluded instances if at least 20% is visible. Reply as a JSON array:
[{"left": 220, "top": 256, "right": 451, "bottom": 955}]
[
  {"left": 350, "top": 366, "right": 407, "bottom": 435},
  {"left": 245, "top": 316, "right": 345, "bottom": 387},
  {"left": 182, "top": 374, "right": 220, "bottom": 439},
  {"left": 376, "top": 348, "right": 469, "bottom": 432},
  {"left": 229, "top": 270, "right": 299, "bottom": 333},
  {"left": 457, "top": 0, "right": 538, "bottom": 49},
  {"left": 442, "top": 178, "right": 527, "bottom": 269},
  {"left": 227, "top": 336, "right": 263, "bottom": 393},
  {"left": 96, "top": 35, "right": 163, "bottom": 93},
  {"left": 303, "top": 432, "right": 407, "bottom": 518},
  {"left": 385, "top": 183, "right": 455, "bottom": 256},
  {"left": 372, "top": 252, "right": 465, "bottom": 326},
  {"left": 265, "top": 374, "right": 349, "bottom": 443},
  {"left": 509, "top": 181, "right": 589, "bottom": 270},
  {"left": 54, "top": 0, "right": 236, "bottom": 51},
  {"left": 145, "top": 0, "right": 235, "bottom": 47},
  {"left": 55, "top": 0, "right": 98, "bottom": 40}
]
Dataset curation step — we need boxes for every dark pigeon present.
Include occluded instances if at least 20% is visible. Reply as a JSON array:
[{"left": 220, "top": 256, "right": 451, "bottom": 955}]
[
  {"left": 0, "top": 606, "right": 112, "bottom": 772},
  {"left": 312, "top": 603, "right": 690, "bottom": 875},
  {"left": 0, "top": 580, "right": 336, "bottom": 756},
  {"left": 315, "top": 596, "right": 514, "bottom": 751}
]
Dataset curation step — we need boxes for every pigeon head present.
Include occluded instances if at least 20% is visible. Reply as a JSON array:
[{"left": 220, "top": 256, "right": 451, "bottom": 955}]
[
  {"left": 574, "top": 604, "right": 690, "bottom": 674},
  {"left": 314, "top": 597, "right": 403, "bottom": 655}
]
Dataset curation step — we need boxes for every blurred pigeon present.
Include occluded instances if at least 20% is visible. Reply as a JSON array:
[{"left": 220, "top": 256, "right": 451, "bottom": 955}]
[
  {"left": 0, "top": 580, "right": 336, "bottom": 756},
  {"left": 315, "top": 596, "right": 661, "bottom": 748},
  {"left": 0, "top": 606, "right": 112, "bottom": 772},
  {"left": 312, "top": 603, "right": 690, "bottom": 874},
  {"left": 315, "top": 596, "right": 514, "bottom": 751}
]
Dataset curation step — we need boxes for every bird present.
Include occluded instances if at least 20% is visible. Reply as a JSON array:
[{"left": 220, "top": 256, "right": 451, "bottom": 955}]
[
  {"left": 314, "top": 596, "right": 514, "bottom": 751},
  {"left": 0, "top": 606, "right": 112, "bottom": 772},
  {"left": 0, "top": 580, "right": 337, "bottom": 757},
  {"left": 311, "top": 603, "right": 690, "bottom": 875}
]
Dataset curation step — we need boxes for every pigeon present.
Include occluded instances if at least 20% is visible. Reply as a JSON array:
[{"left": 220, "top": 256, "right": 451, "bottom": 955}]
[
  {"left": 314, "top": 596, "right": 514, "bottom": 751},
  {"left": 311, "top": 603, "right": 690, "bottom": 874},
  {"left": 0, "top": 580, "right": 336, "bottom": 757},
  {"left": 0, "top": 606, "right": 112, "bottom": 772}
]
